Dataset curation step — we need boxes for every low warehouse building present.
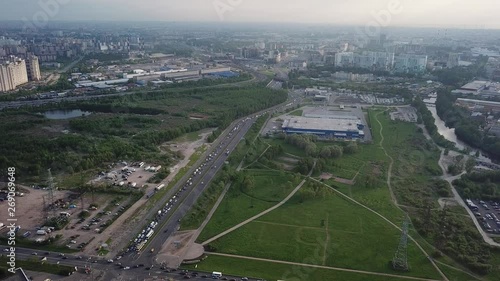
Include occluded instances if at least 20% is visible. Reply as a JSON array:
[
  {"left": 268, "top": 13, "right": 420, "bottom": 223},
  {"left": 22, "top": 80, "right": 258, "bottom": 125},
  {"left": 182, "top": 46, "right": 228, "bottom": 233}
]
[{"left": 282, "top": 116, "right": 365, "bottom": 139}]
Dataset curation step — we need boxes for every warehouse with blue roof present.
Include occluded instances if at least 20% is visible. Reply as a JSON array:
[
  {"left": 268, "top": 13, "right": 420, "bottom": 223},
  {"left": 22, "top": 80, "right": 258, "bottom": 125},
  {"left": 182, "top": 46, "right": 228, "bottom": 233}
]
[{"left": 282, "top": 116, "right": 365, "bottom": 139}]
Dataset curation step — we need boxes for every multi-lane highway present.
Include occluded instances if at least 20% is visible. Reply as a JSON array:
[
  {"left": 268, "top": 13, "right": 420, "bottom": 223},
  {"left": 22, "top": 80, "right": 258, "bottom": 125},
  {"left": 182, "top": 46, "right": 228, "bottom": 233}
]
[
  {"left": 122, "top": 115, "right": 260, "bottom": 267},
  {"left": 0, "top": 246, "right": 261, "bottom": 280},
  {"left": 0, "top": 91, "right": 303, "bottom": 280}
]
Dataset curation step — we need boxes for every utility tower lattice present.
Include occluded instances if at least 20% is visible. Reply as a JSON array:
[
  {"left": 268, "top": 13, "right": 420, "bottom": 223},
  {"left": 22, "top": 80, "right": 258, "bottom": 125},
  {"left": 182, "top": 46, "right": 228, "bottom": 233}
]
[
  {"left": 46, "top": 169, "right": 57, "bottom": 218},
  {"left": 392, "top": 217, "right": 410, "bottom": 271}
]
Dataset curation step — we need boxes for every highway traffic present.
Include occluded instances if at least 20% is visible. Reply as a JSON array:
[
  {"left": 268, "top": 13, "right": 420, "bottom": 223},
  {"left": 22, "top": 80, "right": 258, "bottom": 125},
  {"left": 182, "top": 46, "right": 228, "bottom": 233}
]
[
  {"left": 0, "top": 92, "right": 302, "bottom": 280},
  {"left": 123, "top": 115, "right": 260, "bottom": 266}
]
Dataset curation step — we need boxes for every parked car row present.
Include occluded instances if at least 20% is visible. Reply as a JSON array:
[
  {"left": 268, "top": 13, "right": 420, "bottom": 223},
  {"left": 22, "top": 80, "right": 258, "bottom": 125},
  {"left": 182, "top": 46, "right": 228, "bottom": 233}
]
[
  {"left": 468, "top": 199, "right": 500, "bottom": 233},
  {"left": 124, "top": 116, "right": 255, "bottom": 255}
]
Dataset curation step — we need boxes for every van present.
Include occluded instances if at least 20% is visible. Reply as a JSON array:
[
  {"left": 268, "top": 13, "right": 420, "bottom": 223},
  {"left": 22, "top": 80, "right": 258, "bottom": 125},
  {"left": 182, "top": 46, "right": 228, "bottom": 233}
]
[{"left": 212, "top": 272, "right": 222, "bottom": 278}]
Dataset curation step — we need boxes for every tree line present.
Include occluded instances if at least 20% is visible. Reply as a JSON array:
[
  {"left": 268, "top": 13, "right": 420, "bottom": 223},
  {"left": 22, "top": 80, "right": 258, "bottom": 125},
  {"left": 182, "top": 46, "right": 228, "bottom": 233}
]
[
  {"left": 283, "top": 134, "right": 358, "bottom": 158},
  {"left": 453, "top": 171, "right": 500, "bottom": 201},
  {"left": 0, "top": 85, "right": 287, "bottom": 181},
  {"left": 412, "top": 97, "right": 456, "bottom": 149},
  {"left": 435, "top": 89, "right": 500, "bottom": 158}
]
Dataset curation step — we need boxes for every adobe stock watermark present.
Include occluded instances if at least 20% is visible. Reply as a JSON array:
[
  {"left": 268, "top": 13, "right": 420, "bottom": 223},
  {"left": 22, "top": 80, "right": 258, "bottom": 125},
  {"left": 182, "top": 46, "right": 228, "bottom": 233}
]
[
  {"left": 213, "top": 0, "right": 243, "bottom": 21},
  {"left": 22, "top": 0, "right": 71, "bottom": 31},
  {"left": 355, "top": 0, "right": 406, "bottom": 40}
]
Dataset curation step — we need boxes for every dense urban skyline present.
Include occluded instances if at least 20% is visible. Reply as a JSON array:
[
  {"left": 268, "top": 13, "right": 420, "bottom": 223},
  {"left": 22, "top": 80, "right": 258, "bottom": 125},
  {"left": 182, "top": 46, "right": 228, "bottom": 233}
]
[{"left": 1, "top": 0, "right": 499, "bottom": 28}]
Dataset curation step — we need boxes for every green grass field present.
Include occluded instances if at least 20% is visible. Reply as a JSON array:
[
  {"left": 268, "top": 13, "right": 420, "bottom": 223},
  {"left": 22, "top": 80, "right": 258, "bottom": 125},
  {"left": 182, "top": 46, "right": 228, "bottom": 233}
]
[
  {"left": 197, "top": 170, "right": 302, "bottom": 242},
  {"left": 205, "top": 181, "right": 442, "bottom": 279},
  {"left": 190, "top": 108, "right": 499, "bottom": 281},
  {"left": 289, "top": 109, "right": 303, "bottom": 116},
  {"left": 183, "top": 254, "right": 416, "bottom": 281}
]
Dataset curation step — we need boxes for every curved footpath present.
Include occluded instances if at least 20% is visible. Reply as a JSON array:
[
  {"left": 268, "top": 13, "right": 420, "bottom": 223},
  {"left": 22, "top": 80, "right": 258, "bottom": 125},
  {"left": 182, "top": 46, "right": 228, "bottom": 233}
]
[
  {"left": 437, "top": 150, "right": 500, "bottom": 247},
  {"left": 201, "top": 161, "right": 316, "bottom": 245}
]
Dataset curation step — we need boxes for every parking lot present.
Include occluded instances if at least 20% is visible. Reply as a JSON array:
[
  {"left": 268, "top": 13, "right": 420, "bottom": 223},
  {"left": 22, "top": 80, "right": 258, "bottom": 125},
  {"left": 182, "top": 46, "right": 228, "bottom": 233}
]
[
  {"left": 90, "top": 161, "right": 158, "bottom": 188},
  {"left": 390, "top": 107, "right": 418, "bottom": 123},
  {"left": 467, "top": 199, "right": 500, "bottom": 234}
]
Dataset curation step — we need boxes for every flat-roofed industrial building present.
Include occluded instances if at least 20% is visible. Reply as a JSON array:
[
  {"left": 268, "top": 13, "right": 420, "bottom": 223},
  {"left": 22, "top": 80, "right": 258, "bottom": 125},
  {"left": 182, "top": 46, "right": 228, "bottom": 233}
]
[{"left": 282, "top": 116, "right": 365, "bottom": 139}]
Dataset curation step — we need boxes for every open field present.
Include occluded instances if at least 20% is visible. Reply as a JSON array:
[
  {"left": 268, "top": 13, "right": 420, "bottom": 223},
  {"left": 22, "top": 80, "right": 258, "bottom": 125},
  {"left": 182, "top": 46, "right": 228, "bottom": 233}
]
[
  {"left": 187, "top": 107, "right": 500, "bottom": 280},
  {"left": 195, "top": 170, "right": 302, "bottom": 242},
  {"left": 184, "top": 249, "right": 432, "bottom": 281},
  {"left": 204, "top": 181, "right": 442, "bottom": 279}
]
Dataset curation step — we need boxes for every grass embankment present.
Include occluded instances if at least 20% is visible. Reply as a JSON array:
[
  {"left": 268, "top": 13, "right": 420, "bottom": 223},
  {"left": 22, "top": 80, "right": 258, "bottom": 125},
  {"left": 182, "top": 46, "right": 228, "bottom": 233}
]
[
  {"left": 0, "top": 256, "right": 74, "bottom": 276},
  {"left": 0, "top": 237, "right": 78, "bottom": 254},
  {"left": 288, "top": 109, "right": 303, "bottom": 116}
]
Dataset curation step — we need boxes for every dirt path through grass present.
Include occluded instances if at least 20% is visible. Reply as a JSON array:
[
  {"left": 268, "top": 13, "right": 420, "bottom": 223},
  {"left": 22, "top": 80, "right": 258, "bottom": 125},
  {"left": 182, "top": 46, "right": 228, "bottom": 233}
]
[
  {"left": 322, "top": 214, "right": 330, "bottom": 266},
  {"left": 206, "top": 252, "right": 442, "bottom": 281},
  {"left": 201, "top": 161, "right": 316, "bottom": 245},
  {"left": 374, "top": 111, "right": 398, "bottom": 205}
]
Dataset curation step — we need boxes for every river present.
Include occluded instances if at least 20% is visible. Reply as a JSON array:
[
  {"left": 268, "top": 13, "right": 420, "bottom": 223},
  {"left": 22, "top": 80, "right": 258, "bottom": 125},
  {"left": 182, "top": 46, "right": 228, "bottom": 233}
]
[{"left": 426, "top": 104, "right": 494, "bottom": 164}]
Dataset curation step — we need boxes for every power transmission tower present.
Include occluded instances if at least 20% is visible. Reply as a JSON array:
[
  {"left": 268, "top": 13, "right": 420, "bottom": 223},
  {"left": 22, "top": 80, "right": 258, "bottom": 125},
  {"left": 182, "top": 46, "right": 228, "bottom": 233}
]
[
  {"left": 46, "top": 169, "right": 57, "bottom": 218},
  {"left": 392, "top": 216, "right": 410, "bottom": 271}
]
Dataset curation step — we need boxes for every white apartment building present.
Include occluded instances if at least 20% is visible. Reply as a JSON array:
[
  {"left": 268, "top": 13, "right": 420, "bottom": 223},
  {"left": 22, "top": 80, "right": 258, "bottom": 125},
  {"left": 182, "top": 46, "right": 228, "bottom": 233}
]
[
  {"left": 26, "top": 54, "right": 41, "bottom": 81},
  {"left": 393, "top": 54, "right": 428, "bottom": 74},
  {"left": 0, "top": 56, "right": 29, "bottom": 92}
]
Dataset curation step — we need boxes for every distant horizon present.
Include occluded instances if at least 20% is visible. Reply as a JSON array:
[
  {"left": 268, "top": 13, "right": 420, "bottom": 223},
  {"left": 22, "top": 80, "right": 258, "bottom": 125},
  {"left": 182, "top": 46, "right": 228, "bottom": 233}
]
[
  {"left": 1, "top": 0, "right": 499, "bottom": 29},
  {"left": 0, "top": 19, "right": 499, "bottom": 31}
]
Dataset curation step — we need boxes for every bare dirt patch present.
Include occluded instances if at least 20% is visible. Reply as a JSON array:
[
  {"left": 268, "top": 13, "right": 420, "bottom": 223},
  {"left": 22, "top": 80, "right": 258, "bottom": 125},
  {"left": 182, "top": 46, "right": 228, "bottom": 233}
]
[
  {"left": 438, "top": 197, "right": 459, "bottom": 209},
  {"left": 319, "top": 173, "right": 355, "bottom": 185},
  {"left": 156, "top": 230, "right": 204, "bottom": 268},
  {"left": 84, "top": 129, "right": 213, "bottom": 257},
  {"left": 0, "top": 187, "right": 56, "bottom": 236}
]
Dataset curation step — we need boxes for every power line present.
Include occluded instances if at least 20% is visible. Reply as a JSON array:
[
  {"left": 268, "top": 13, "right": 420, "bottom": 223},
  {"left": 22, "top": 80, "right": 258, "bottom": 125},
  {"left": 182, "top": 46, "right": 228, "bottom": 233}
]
[{"left": 392, "top": 216, "right": 410, "bottom": 271}]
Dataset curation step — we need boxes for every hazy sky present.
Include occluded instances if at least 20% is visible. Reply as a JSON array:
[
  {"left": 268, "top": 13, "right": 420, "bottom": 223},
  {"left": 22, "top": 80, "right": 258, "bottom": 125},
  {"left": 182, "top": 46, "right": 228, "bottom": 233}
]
[{"left": 2, "top": 0, "right": 499, "bottom": 28}]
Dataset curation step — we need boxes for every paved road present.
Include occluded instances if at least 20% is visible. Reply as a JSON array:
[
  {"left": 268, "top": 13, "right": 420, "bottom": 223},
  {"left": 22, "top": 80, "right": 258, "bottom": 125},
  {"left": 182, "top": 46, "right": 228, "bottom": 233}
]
[
  {"left": 119, "top": 96, "right": 302, "bottom": 268},
  {"left": 0, "top": 92, "right": 302, "bottom": 280},
  {"left": 128, "top": 117, "right": 258, "bottom": 266},
  {"left": 0, "top": 246, "right": 258, "bottom": 281},
  {"left": 438, "top": 150, "right": 500, "bottom": 247}
]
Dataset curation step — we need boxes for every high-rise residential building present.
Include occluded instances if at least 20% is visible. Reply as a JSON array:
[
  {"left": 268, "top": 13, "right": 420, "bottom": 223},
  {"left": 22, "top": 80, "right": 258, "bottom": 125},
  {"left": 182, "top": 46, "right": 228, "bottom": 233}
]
[
  {"left": 336, "top": 51, "right": 394, "bottom": 71},
  {"left": 26, "top": 54, "right": 41, "bottom": 81},
  {"left": 447, "top": 53, "right": 461, "bottom": 68},
  {"left": 354, "top": 51, "right": 395, "bottom": 71},
  {"left": 0, "top": 56, "right": 28, "bottom": 92},
  {"left": 334, "top": 52, "right": 354, "bottom": 67},
  {"left": 393, "top": 54, "right": 428, "bottom": 74}
]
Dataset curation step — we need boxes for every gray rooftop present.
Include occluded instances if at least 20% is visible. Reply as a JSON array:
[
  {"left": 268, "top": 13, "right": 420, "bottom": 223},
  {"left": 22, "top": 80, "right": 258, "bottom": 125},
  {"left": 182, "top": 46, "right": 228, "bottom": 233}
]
[{"left": 282, "top": 116, "right": 362, "bottom": 132}]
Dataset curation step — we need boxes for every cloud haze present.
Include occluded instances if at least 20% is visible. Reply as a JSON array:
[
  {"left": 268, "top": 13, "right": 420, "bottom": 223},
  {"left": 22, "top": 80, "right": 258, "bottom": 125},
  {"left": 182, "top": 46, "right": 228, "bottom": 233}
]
[{"left": 1, "top": 0, "right": 498, "bottom": 28}]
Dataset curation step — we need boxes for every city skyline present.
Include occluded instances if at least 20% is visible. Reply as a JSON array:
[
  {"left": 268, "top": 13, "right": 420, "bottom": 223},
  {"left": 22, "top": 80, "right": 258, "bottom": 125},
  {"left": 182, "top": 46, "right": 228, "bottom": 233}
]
[{"left": 1, "top": 0, "right": 499, "bottom": 29}]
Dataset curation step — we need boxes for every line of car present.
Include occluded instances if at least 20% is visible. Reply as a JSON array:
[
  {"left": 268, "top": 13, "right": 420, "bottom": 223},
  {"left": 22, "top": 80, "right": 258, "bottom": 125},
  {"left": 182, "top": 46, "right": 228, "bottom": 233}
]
[{"left": 123, "top": 118, "right": 252, "bottom": 257}]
